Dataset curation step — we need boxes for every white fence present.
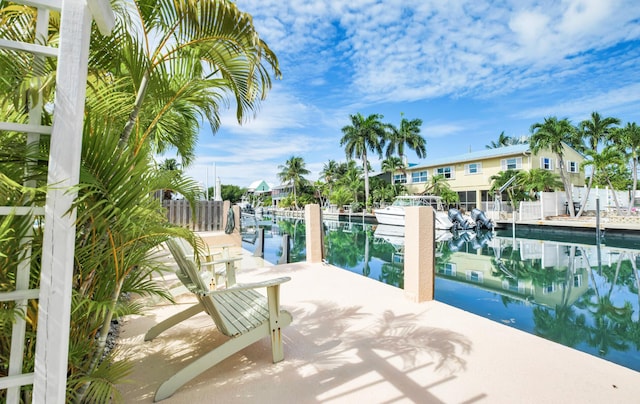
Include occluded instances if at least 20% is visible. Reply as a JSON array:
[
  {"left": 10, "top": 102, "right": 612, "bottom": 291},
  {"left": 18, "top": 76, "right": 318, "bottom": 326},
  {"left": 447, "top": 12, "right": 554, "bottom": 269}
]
[
  {"left": 163, "top": 200, "right": 225, "bottom": 231},
  {"left": 511, "top": 186, "right": 638, "bottom": 221}
]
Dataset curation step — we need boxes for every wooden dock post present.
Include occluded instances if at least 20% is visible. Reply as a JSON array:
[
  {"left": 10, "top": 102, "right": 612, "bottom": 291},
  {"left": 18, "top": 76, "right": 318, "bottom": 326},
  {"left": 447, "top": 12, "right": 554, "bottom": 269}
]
[
  {"left": 305, "top": 204, "right": 324, "bottom": 263},
  {"left": 404, "top": 206, "right": 435, "bottom": 302}
]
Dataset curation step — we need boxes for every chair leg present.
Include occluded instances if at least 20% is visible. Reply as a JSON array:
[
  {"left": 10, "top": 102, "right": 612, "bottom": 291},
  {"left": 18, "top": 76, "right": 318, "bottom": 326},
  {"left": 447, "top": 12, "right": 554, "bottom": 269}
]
[
  {"left": 154, "top": 323, "right": 270, "bottom": 402},
  {"left": 144, "top": 303, "right": 204, "bottom": 341}
]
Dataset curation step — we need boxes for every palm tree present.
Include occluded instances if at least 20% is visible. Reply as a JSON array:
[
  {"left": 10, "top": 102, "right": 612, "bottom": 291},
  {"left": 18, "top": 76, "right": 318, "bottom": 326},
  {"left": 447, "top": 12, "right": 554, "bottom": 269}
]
[
  {"left": 277, "top": 156, "right": 310, "bottom": 209},
  {"left": 339, "top": 165, "right": 364, "bottom": 204},
  {"left": 158, "top": 158, "right": 183, "bottom": 200},
  {"left": 486, "top": 131, "right": 511, "bottom": 149},
  {"left": 580, "top": 112, "right": 620, "bottom": 151},
  {"left": 490, "top": 169, "right": 524, "bottom": 209},
  {"left": 320, "top": 159, "right": 339, "bottom": 201},
  {"left": 486, "top": 131, "right": 529, "bottom": 149},
  {"left": 609, "top": 122, "right": 640, "bottom": 214},
  {"left": 530, "top": 117, "right": 580, "bottom": 216},
  {"left": 584, "top": 147, "right": 627, "bottom": 213},
  {"left": 381, "top": 156, "right": 404, "bottom": 174},
  {"left": 92, "top": 0, "right": 281, "bottom": 164},
  {"left": 0, "top": 1, "right": 281, "bottom": 399},
  {"left": 385, "top": 113, "right": 426, "bottom": 166},
  {"left": 575, "top": 112, "right": 620, "bottom": 217},
  {"left": 424, "top": 174, "right": 450, "bottom": 196},
  {"left": 340, "top": 113, "right": 386, "bottom": 209},
  {"left": 517, "top": 168, "right": 563, "bottom": 199}
]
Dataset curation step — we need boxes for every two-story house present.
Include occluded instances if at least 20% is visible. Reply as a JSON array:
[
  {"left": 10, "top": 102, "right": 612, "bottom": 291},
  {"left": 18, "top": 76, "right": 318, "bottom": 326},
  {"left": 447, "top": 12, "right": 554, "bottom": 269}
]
[{"left": 396, "top": 143, "right": 586, "bottom": 211}]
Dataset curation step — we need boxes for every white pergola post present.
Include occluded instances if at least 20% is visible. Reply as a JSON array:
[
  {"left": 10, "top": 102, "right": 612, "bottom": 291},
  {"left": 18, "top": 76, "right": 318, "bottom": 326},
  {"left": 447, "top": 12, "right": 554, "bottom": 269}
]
[{"left": 33, "top": 0, "right": 113, "bottom": 402}]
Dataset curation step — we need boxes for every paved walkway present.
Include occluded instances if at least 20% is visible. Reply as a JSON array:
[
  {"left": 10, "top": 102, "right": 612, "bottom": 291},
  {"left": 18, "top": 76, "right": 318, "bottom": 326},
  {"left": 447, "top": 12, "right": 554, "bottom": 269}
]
[{"left": 115, "top": 233, "right": 640, "bottom": 403}]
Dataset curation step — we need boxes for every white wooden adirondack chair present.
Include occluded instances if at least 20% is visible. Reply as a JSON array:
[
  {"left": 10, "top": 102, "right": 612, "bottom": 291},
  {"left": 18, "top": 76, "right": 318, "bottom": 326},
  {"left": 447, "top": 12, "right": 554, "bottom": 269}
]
[{"left": 146, "top": 238, "right": 293, "bottom": 401}]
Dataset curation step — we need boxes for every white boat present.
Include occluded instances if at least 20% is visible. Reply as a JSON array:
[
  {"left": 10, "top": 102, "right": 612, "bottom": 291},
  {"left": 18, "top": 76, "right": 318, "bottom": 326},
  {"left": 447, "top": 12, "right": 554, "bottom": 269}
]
[{"left": 373, "top": 195, "right": 454, "bottom": 230}]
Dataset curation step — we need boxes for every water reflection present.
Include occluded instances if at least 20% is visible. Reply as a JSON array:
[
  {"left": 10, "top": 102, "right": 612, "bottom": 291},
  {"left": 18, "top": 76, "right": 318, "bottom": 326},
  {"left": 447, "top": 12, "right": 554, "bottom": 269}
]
[{"left": 243, "top": 217, "right": 640, "bottom": 372}]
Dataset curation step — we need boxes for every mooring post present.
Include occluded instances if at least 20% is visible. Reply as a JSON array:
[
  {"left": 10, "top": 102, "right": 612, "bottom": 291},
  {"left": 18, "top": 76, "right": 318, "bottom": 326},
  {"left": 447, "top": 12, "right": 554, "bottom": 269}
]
[
  {"left": 305, "top": 204, "right": 324, "bottom": 263},
  {"left": 404, "top": 206, "right": 435, "bottom": 302},
  {"left": 253, "top": 227, "right": 265, "bottom": 258},
  {"left": 231, "top": 205, "right": 242, "bottom": 247},
  {"left": 278, "top": 234, "right": 290, "bottom": 264}
]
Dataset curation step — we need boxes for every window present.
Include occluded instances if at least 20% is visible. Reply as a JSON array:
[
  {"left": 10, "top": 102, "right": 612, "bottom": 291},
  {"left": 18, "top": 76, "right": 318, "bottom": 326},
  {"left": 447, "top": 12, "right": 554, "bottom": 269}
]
[
  {"left": 440, "top": 263, "right": 457, "bottom": 276},
  {"left": 541, "top": 157, "right": 553, "bottom": 170},
  {"left": 411, "top": 170, "right": 428, "bottom": 183},
  {"left": 435, "top": 166, "right": 454, "bottom": 179},
  {"left": 501, "top": 157, "right": 522, "bottom": 170},
  {"left": 465, "top": 162, "right": 481, "bottom": 175},
  {"left": 573, "top": 274, "right": 582, "bottom": 287},
  {"left": 393, "top": 173, "right": 406, "bottom": 184},
  {"left": 568, "top": 161, "right": 579, "bottom": 173},
  {"left": 466, "top": 270, "right": 483, "bottom": 283}
]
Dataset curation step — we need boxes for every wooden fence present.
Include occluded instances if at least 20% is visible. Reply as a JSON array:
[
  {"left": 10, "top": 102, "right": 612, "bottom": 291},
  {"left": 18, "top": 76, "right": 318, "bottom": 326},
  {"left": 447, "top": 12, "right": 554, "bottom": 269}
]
[{"left": 163, "top": 200, "right": 226, "bottom": 231}]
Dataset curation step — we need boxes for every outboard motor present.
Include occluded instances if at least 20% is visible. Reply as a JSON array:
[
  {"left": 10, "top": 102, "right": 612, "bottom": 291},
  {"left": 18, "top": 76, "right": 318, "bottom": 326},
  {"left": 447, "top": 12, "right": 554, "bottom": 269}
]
[
  {"left": 448, "top": 231, "right": 472, "bottom": 252},
  {"left": 471, "top": 208, "right": 494, "bottom": 231},
  {"left": 448, "top": 208, "right": 470, "bottom": 230}
]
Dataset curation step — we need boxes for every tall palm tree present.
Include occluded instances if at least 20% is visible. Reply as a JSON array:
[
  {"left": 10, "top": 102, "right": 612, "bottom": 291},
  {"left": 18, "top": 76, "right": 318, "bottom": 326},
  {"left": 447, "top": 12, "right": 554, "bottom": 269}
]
[
  {"left": 580, "top": 112, "right": 620, "bottom": 152},
  {"left": 609, "top": 122, "right": 640, "bottom": 214},
  {"left": 340, "top": 113, "right": 386, "bottom": 209},
  {"left": 575, "top": 112, "right": 620, "bottom": 217},
  {"left": 530, "top": 117, "right": 580, "bottom": 216},
  {"left": 385, "top": 113, "right": 426, "bottom": 166},
  {"left": 320, "top": 159, "right": 339, "bottom": 201},
  {"left": 277, "top": 156, "right": 310, "bottom": 209}
]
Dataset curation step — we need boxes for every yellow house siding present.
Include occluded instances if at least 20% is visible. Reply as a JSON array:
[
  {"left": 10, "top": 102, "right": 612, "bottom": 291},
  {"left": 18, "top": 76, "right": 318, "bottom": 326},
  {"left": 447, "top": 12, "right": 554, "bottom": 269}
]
[{"left": 402, "top": 143, "right": 585, "bottom": 196}]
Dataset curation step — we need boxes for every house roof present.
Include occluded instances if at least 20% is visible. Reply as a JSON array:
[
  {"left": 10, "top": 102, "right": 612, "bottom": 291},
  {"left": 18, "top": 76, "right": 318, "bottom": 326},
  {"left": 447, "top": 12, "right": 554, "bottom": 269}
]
[
  {"left": 247, "top": 180, "right": 272, "bottom": 192},
  {"left": 411, "top": 144, "right": 531, "bottom": 170}
]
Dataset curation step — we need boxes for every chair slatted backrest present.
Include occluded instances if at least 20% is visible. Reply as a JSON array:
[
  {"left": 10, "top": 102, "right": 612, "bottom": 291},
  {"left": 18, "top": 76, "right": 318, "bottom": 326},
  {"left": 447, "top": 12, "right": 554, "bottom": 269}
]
[{"left": 165, "top": 238, "right": 232, "bottom": 335}]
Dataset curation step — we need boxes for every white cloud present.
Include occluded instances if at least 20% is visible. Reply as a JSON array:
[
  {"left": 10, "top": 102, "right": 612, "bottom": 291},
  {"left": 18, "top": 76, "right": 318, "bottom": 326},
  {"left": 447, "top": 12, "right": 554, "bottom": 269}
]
[
  {"left": 236, "top": 0, "right": 640, "bottom": 104},
  {"left": 516, "top": 83, "right": 640, "bottom": 121}
]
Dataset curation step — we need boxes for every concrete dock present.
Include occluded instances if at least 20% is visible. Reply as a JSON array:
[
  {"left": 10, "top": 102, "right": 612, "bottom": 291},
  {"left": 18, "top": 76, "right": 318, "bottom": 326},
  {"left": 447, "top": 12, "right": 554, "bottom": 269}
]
[{"left": 115, "top": 232, "right": 640, "bottom": 404}]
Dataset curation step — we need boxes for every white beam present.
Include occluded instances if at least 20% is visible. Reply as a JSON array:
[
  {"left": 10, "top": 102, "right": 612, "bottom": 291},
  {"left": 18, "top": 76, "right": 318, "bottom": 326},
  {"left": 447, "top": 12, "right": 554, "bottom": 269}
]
[
  {"left": 0, "top": 39, "right": 58, "bottom": 58},
  {"left": 86, "top": 0, "right": 115, "bottom": 36},
  {"left": 0, "top": 289, "right": 40, "bottom": 302},
  {"left": 0, "top": 373, "right": 35, "bottom": 390},
  {"left": 0, "top": 207, "right": 45, "bottom": 216},
  {"left": 33, "top": 0, "right": 93, "bottom": 401},
  {"left": 11, "top": 0, "right": 61, "bottom": 11},
  {"left": 0, "top": 122, "right": 52, "bottom": 135}
]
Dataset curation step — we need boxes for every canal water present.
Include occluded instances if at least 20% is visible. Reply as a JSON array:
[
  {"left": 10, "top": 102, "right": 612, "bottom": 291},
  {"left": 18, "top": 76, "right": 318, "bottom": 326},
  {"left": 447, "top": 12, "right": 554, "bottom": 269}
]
[{"left": 241, "top": 216, "right": 640, "bottom": 373}]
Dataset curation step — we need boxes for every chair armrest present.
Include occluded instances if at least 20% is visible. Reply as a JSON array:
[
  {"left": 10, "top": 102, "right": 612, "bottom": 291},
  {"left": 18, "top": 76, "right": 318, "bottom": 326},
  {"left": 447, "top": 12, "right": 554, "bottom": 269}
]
[
  {"left": 200, "top": 256, "right": 243, "bottom": 267},
  {"left": 203, "top": 277, "right": 291, "bottom": 295}
]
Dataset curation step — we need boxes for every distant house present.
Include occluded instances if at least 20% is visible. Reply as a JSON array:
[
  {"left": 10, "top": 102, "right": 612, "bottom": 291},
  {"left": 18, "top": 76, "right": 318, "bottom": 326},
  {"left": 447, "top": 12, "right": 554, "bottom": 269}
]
[
  {"left": 397, "top": 143, "right": 586, "bottom": 211},
  {"left": 247, "top": 179, "right": 271, "bottom": 194},
  {"left": 271, "top": 183, "right": 293, "bottom": 208}
]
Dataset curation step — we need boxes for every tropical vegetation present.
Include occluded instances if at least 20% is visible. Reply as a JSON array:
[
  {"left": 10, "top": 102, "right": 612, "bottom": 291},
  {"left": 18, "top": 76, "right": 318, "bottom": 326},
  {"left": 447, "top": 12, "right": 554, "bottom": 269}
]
[{"left": 1, "top": 0, "right": 279, "bottom": 401}]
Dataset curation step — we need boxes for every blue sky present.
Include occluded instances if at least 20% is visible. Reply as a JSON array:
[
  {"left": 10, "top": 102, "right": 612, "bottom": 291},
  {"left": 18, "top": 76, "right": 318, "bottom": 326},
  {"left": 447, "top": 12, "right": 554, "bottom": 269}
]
[{"left": 181, "top": 0, "right": 640, "bottom": 190}]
